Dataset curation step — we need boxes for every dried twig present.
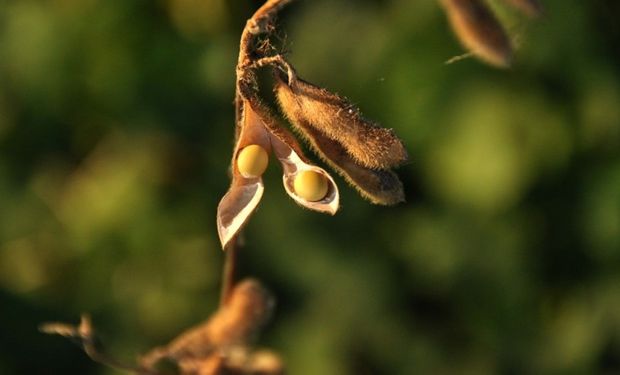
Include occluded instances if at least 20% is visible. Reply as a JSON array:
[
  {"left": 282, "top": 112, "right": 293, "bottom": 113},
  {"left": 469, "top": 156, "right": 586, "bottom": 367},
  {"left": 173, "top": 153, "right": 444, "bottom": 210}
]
[
  {"left": 40, "top": 315, "right": 158, "bottom": 375},
  {"left": 41, "top": 280, "right": 281, "bottom": 375}
]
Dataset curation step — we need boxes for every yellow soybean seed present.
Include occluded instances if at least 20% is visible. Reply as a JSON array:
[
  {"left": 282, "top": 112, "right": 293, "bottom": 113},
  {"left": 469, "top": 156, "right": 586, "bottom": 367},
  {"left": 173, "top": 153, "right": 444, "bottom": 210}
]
[
  {"left": 293, "top": 170, "right": 329, "bottom": 202},
  {"left": 237, "top": 144, "right": 268, "bottom": 178}
]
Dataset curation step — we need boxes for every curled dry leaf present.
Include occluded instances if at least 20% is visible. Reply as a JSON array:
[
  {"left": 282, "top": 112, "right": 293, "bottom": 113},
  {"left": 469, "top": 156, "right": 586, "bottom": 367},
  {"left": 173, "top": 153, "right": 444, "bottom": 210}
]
[
  {"left": 274, "top": 71, "right": 408, "bottom": 170},
  {"left": 502, "top": 0, "right": 544, "bottom": 17},
  {"left": 182, "top": 356, "right": 224, "bottom": 375},
  {"left": 217, "top": 101, "right": 272, "bottom": 250},
  {"left": 440, "top": 0, "right": 513, "bottom": 67}
]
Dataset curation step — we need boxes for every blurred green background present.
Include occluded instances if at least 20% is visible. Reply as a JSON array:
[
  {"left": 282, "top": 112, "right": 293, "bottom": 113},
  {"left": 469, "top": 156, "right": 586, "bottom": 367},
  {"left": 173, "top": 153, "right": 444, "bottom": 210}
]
[{"left": 1, "top": 0, "right": 619, "bottom": 374}]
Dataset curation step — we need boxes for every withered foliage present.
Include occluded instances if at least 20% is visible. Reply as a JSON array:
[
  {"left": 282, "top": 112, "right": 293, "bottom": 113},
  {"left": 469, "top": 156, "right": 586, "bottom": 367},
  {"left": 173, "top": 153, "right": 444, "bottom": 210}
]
[
  {"left": 141, "top": 279, "right": 280, "bottom": 375},
  {"left": 41, "top": 279, "right": 284, "bottom": 375}
]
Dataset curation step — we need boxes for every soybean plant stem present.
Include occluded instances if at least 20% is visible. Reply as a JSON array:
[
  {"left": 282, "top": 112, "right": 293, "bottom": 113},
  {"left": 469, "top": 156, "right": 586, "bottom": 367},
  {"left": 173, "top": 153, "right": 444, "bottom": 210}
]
[
  {"left": 220, "top": 237, "right": 239, "bottom": 306},
  {"left": 222, "top": 0, "right": 294, "bottom": 307}
]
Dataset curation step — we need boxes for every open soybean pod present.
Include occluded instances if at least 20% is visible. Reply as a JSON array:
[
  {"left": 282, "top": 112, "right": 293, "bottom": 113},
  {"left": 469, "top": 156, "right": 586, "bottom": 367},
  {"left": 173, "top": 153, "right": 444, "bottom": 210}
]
[
  {"left": 440, "top": 0, "right": 513, "bottom": 67},
  {"left": 245, "top": 97, "right": 340, "bottom": 214},
  {"left": 286, "top": 116, "right": 404, "bottom": 205},
  {"left": 274, "top": 71, "right": 408, "bottom": 170},
  {"left": 217, "top": 100, "right": 272, "bottom": 250},
  {"left": 271, "top": 130, "right": 339, "bottom": 214}
]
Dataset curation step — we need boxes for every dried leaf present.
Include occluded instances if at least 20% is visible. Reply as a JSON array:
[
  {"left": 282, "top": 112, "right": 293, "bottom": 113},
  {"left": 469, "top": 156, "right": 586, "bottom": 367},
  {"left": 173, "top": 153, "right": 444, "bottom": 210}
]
[
  {"left": 502, "top": 0, "right": 543, "bottom": 17},
  {"left": 181, "top": 348, "right": 283, "bottom": 375},
  {"left": 207, "top": 278, "right": 274, "bottom": 347},
  {"left": 288, "top": 116, "right": 404, "bottom": 205},
  {"left": 245, "top": 98, "right": 341, "bottom": 215},
  {"left": 440, "top": 0, "right": 513, "bottom": 67},
  {"left": 217, "top": 101, "right": 272, "bottom": 250},
  {"left": 274, "top": 72, "right": 408, "bottom": 170},
  {"left": 141, "top": 279, "right": 274, "bottom": 369},
  {"left": 183, "top": 356, "right": 224, "bottom": 375}
]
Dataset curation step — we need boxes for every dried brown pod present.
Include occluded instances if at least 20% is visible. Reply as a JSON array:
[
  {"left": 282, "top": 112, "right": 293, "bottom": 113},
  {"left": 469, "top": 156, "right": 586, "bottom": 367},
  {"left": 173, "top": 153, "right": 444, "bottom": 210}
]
[
  {"left": 274, "top": 71, "right": 408, "bottom": 170},
  {"left": 287, "top": 116, "right": 405, "bottom": 205},
  {"left": 502, "top": 0, "right": 544, "bottom": 17},
  {"left": 440, "top": 0, "right": 513, "bottom": 67},
  {"left": 217, "top": 101, "right": 272, "bottom": 250},
  {"left": 207, "top": 278, "right": 275, "bottom": 348}
]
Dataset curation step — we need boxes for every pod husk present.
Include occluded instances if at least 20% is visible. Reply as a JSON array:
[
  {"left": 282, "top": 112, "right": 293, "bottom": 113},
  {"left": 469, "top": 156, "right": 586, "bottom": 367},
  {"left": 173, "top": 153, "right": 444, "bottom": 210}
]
[
  {"left": 140, "top": 279, "right": 275, "bottom": 369},
  {"left": 274, "top": 72, "right": 408, "bottom": 170},
  {"left": 217, "top": 101, "right": 271, "bottom": 250}
]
